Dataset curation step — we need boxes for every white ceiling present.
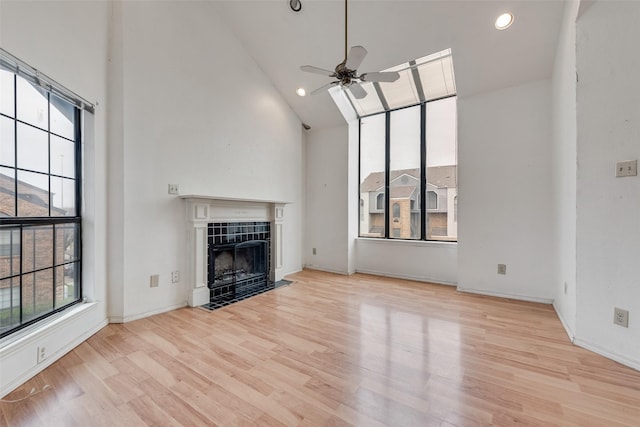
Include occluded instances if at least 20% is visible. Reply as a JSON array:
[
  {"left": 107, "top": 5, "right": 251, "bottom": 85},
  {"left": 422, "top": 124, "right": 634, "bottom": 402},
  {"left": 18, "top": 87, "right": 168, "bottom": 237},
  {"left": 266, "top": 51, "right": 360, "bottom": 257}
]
[{"left": 213, "top": 0, "right": 565, "bottom": 130}]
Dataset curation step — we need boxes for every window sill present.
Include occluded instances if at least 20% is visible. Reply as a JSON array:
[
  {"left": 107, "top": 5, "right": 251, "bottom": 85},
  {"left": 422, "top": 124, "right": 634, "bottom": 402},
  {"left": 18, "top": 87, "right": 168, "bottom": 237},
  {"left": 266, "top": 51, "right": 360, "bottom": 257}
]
[
  {"left": 0, "top": 302, "right": 97, "bottom": 353},
  {"left": 356, "top": 237, "right": 457, "bottom": 249}
]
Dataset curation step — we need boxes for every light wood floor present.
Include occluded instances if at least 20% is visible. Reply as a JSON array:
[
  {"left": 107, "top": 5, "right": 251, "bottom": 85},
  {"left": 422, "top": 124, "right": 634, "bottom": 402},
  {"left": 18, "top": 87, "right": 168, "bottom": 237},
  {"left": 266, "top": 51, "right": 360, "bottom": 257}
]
[{"left": 2, "top": 270, "right": 640, "bottom": 426}]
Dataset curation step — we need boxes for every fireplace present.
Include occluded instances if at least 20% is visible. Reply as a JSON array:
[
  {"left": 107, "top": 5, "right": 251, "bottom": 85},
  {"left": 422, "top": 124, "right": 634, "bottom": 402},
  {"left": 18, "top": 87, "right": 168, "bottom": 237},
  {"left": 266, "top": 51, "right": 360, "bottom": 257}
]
[
  {"left": 181, "top": 195, "right": 288, "bottom": 307},
  {"left": 207, "top": 221, "right": 270, "bottom": 303}
]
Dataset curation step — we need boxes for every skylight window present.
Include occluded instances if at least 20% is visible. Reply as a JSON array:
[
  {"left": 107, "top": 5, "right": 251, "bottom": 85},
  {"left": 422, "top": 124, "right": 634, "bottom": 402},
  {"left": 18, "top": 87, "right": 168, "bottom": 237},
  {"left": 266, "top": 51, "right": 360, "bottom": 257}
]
[{"left": 346, "top": 48, "right": 456, "bottom": 117}]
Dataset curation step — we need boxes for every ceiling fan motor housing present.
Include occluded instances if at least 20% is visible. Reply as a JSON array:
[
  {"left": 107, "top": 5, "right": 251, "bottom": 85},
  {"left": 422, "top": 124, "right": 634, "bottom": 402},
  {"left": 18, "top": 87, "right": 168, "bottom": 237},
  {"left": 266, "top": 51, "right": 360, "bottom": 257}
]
[{"left": 335, "top": 62, "right": 357, "bottom": 86}]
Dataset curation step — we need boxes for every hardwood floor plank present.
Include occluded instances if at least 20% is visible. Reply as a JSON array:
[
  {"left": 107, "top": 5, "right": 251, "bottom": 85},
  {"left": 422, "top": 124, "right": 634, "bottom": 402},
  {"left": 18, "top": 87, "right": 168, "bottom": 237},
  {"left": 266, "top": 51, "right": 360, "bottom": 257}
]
[
  {"left": 135, "top": 377, "right": 215, "bottom": 426},
  {"left": 126, "top": 394, "right": 182, "bottom": 426},
  {"left": 2, "top": 270, "right": 640, "bottom": 426}
]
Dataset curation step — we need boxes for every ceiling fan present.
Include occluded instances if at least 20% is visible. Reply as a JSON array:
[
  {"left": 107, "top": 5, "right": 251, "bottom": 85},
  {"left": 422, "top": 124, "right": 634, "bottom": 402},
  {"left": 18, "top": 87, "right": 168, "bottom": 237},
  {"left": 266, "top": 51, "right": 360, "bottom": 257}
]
[{"left": 300, "top": 0, "right": 400, "bottom": 99}]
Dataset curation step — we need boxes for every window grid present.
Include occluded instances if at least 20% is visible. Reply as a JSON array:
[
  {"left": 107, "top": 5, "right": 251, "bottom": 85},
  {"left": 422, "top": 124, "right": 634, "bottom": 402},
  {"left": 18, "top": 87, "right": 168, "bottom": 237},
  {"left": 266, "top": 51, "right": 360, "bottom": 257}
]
[{"left": 0, "top": 67, "right": 82, "bottom": 339}]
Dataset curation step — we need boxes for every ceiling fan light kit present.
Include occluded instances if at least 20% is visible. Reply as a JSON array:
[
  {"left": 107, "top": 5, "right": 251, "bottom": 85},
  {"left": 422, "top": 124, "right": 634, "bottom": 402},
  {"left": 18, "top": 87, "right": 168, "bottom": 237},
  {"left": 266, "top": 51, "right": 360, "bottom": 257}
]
[{"left": 300, "top": 0, "right": 400, "bottom": 99}]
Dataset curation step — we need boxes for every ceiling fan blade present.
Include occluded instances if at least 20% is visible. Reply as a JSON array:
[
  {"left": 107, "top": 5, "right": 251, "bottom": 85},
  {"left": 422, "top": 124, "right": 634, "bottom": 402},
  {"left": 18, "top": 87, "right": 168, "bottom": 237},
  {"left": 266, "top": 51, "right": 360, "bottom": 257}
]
[
  {"left": 349, "top": 83, "right": 367, "bottom": 99},
  {"left": 300, "top": 65, "right": 336, "bottom": 77},
  {"left": 344, "top": 46, "right": 367, "bottom": 71},
  {"left": 310, "top": 81, "right": 339, "bottom": 95},
  {"left": 360, "top": 71, "right": 401, "bottom": 83}
]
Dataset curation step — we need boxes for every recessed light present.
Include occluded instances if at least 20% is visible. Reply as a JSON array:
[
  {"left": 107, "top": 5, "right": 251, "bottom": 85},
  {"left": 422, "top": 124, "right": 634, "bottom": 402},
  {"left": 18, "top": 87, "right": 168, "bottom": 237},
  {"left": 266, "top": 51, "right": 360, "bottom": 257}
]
[
  {"left": 296, "top": 87, "right": 306, "bottom": 96},
  {"left": 495, "top": 12, "right": 514, "bottom": 30}
]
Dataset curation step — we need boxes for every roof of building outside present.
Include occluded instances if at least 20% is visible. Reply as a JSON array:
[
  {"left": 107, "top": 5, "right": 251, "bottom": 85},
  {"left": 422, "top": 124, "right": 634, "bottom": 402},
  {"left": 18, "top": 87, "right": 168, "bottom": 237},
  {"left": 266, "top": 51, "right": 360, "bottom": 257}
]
[
  {"left": 360, "top": 165, "right": 457, "bottom": 192},
  {"left": 0, "top": 173, "right": 66, "bottom": 214},
  {"left": 390, "top": 186, "right": 417, "bottom": 199}
]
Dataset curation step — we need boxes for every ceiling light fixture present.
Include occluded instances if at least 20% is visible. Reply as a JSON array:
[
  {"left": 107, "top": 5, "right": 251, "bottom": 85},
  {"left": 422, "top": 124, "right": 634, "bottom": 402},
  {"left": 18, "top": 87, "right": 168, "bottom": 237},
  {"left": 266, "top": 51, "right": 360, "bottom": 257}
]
[
  {"left": 289, "top": 0, "right": 302, "bottom": 12},
  {"left": 296, "top": 87, "right": 306, "bottom": 96},
  {"left": 495, "top": 12, "right": 514, "bottom": 30}
]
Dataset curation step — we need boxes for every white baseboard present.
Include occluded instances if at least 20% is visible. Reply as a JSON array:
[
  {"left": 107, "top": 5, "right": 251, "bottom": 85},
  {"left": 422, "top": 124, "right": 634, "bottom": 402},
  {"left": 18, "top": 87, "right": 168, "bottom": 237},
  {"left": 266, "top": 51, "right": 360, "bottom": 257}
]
[
  {"left": 573, "top": 337, "right": 640, "bottom": 372},
  {"left": 303, "top": 265, "right": 351, "bottom": 276},
  {"left": 281, "top": 268, "right": 303, "bottom": 278},
  {"left": 356, "top": 268, "right": 457, "bottom": 287},
  {"left": 109, "top": 302, "right": 188, "bottom": 324},
  {"left": 456, "top": 287, "right": 553, "bottom": 304},
  {"left": 552, "top": 301, "right": 575, "bottom": 343}
]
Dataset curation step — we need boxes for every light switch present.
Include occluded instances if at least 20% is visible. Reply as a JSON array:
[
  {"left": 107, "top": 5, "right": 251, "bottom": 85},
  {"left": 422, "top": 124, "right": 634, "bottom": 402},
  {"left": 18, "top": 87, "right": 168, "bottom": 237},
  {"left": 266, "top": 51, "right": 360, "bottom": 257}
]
[{"left": 615, "top": 160, "right": 637, "bottom": 177}]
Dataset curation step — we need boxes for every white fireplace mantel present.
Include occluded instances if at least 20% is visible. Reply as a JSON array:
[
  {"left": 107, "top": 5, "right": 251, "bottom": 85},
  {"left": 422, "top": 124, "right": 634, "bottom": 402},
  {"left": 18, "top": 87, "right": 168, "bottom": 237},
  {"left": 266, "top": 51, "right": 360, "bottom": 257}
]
[{"left": 180, "top": 195, "right": 291, "bottom": 307}]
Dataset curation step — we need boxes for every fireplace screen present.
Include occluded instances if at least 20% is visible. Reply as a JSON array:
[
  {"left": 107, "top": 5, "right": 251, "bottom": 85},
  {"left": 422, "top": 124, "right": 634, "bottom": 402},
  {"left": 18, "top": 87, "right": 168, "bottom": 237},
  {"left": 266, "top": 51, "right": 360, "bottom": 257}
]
[{"left": 207, "top": 222, "right": 270, "bottom": 302}]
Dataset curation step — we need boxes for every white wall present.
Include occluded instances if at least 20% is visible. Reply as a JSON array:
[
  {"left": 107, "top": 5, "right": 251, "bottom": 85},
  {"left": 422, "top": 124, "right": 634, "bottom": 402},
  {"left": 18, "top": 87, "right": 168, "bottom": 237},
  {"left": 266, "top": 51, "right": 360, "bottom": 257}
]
[
  {"left": 457, "top": 79, "right": 555, "bottom": 303},
  {"left": 107, "top": 1, "right": 303, "bottom": 321},
  {"left": 551, "top": 1, "right": 580, "bottom": 338},
  {"left": 0, "top": 0, "right": 110, "bottom": 396},
  {"left": 574, "top": 0, "right": 640, "bottom": 369},
  {"left": 304, "top": 124, "right": 350, "bottom": 274},
  {"left": 356, "top": 239, "right": 457, "bottom": 285}
]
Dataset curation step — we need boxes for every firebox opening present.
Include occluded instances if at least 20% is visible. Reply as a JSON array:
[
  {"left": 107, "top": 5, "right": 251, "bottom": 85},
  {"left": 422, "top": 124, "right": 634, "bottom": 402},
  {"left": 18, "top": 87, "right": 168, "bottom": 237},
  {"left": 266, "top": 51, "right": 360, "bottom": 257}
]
[{"left": 207, "top": 221, "right": 271, "bottom": 304}]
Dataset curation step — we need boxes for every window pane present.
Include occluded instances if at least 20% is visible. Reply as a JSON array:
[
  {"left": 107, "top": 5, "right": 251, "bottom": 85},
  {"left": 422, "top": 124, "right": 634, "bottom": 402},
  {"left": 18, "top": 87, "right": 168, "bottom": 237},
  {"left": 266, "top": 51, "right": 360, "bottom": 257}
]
[
  {"left": 55, "top": 223, "right": 79, "bottom": 265},
  {"left": 359, "top": 113, "right": 386, "bottom": 237},
  {"left": 0, "top": 277, "right": 20, "bottom": 333},
  {"left": 16, "top": 76, "right": 48, "bottom": 130},
  {"left": 390, "top": 105, "right": 421, "bottom": 239},
  {"left": 0, "top": 116, "right": 15, "bottom": 167},
  {"left": 21, "top": 225, "right": 53, "bottom": 273},
  {"left": 17, "top": 170, "right": 49, "bottom": 216},
  {"left": 51, "top": 177, "right": 75, "bottom": 216},
  {"left": 426, "top": 97, "right": 457, "bottom": 241},
  {"left": 418, "top": 56, "right": 456, "bottom": 101},
  {"left": 56, "top": 262, "right": 79, "bottom": 308},
  {"left": 379, "top": 69, "right": 420, "bottom": 110},
  {"left": 346, "top": 82, "right": 383, "bottom": 116},
  {"left": 50, "top": 135, "right": 75, "bottom": 178},
  {"left": 0, "top": 69, "right": 14, "bottom": 118},
  {"left": 0, "top": 226, "right": 20, "bottom": 279},
  {"left": 0, "top": 166, "right": 16, "bottom": 216},
  {"left": 21, "top": 269, "right": 54, "bottom": 322},
  {"left": 17, "top": 122, "right": 48, "bottom": 173},
  {"left": 50, "top": 94, "right": 75, "bottom": 140}
]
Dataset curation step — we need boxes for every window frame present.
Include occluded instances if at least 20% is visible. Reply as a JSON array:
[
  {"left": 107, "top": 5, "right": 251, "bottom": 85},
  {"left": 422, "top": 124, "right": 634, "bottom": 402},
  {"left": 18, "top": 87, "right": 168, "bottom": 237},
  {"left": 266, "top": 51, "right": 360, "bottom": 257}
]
[
  {"left": 358, "top": 94, "right": 457, "bottom": 242},
  {"left": 0, "top": 64, "right": 83, "bottom": 339}
]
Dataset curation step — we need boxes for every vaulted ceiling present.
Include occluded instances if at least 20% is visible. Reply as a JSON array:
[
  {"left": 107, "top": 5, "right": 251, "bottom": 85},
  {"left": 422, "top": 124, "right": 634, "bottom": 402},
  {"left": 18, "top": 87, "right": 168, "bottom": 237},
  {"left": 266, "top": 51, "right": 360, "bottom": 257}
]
[{"left": 213, "top": 1, "right": 565, "bottom": 130}]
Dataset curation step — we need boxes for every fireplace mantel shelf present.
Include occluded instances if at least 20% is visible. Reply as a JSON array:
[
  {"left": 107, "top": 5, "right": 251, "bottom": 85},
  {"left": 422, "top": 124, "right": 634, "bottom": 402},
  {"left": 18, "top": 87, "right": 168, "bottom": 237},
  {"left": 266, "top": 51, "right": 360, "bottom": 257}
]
[{"left": 180, "top": 195, "right": 292, "bottom": 204}]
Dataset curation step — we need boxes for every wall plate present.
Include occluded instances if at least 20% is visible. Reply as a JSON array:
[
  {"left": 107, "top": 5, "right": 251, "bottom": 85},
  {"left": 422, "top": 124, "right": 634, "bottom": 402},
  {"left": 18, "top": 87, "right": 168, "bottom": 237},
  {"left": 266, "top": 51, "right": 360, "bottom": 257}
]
[{"left": 615, "top": 160, "right": 637, "bottom": 177}]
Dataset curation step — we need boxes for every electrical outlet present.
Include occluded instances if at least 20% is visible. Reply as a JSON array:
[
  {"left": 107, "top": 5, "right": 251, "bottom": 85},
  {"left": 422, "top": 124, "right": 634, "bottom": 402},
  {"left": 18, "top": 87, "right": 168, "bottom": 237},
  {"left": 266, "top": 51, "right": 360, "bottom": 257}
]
[
  {"left": 168, "top": 184, "right": 179, "bottom": 195},
  {"left": 614, "top": 308, "right": 629, "bottom": 328},
  {"left": 615, "top": 160, "right": 637, "bottom": 177},
  {"left": 150, "top": 274, "right": 159, "bottom": 288},
  {"left": 37, "top": 346, "right": 46, "bottom": 364},
  {"left": 497, "top": 264, "right": 507, "bottom": 275},
  {"left": 312, "top": 248, "right": 317, "bottom": 255},
  {"left": 171, "top": 270, "right": 180, "bottom": 283}
]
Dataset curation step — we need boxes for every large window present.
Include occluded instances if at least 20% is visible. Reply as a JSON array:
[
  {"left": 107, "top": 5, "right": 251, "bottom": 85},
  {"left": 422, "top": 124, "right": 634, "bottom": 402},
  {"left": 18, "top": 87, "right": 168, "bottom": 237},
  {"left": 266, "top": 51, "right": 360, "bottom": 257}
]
[
  {"left": 0, "top": 56, "right": 83, "bottom": 339},
  {"left": 359, "top": 96, "right": 457, "bottom": 241}
]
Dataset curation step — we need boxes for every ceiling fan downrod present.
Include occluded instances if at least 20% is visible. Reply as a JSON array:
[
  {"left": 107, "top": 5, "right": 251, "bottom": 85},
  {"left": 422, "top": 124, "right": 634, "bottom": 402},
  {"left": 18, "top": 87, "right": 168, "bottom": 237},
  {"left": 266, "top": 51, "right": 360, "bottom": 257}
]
[{"left": 344, "top": 0, "right": 348, "bottom": 63}]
